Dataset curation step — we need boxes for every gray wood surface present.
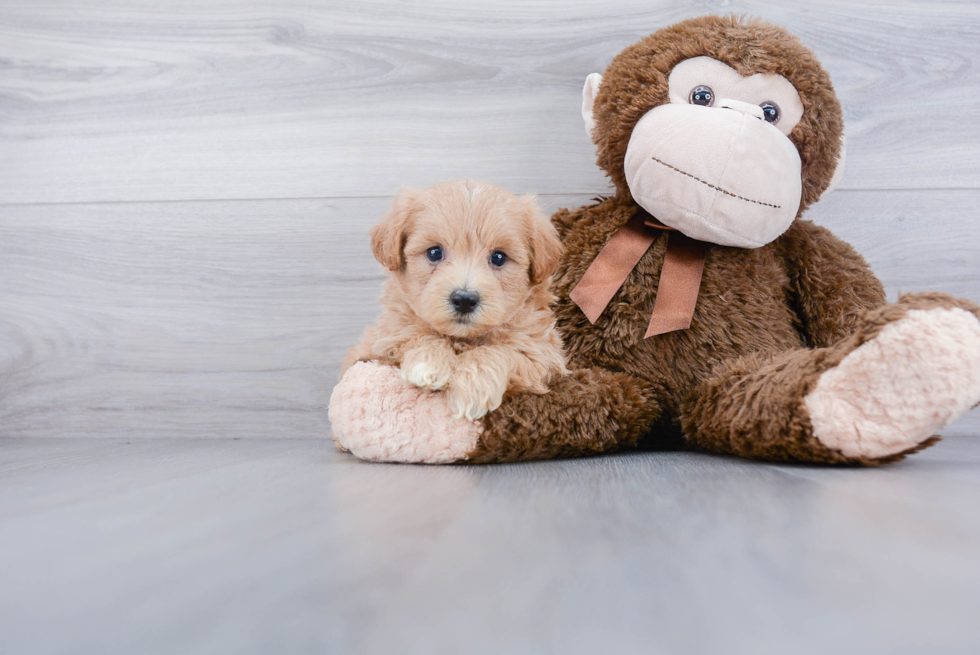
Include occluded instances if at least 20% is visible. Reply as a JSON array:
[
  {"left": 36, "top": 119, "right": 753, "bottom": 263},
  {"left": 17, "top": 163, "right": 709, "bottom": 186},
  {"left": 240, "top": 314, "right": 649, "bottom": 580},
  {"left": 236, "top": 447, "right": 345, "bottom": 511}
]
[
  {"left": 1, "top": 0, "right": 979, "bottom": 203},
  {"left": 1, "top": 437, "right": 979, "bottom": 655},
  {"left": 1, "top": 191, "right": 979, "bottom": 438},
  {"left": 2, "top": 2, "right": 980, "bottom": 652}
]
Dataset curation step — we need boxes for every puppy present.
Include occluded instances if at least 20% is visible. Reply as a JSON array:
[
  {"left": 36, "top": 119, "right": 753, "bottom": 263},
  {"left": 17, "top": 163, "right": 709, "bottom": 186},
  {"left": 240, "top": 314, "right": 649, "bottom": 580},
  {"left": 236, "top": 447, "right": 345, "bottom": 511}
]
[{"left": 342, "top": 180, "right": 567, "bottom": 420}]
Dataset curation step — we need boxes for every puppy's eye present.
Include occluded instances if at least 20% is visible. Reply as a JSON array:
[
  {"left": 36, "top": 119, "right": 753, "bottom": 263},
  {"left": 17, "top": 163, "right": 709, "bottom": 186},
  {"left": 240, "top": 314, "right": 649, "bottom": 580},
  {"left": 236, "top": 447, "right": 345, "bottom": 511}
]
[
  {"left": 425, "top": 246, "right": 443, "bottom": 263},
  {"left": 690, "top": 86, "right": 713, "bottom": 106},
  {"left": 489, "top": 251, "right": 507, "bottom": 267}
]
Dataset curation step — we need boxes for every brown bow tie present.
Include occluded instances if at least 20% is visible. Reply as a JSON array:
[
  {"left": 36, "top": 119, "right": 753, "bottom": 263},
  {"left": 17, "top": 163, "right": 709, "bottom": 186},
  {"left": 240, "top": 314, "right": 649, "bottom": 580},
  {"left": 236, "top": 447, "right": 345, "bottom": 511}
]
[{"left": 569, "top": 209, "right": 708, "bottom": 338}]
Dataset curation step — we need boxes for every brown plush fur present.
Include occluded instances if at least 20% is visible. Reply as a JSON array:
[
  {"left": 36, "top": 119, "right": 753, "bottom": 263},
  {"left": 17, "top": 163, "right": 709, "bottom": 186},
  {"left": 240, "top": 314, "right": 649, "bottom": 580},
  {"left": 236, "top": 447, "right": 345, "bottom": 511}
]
[
  {"left": 468, "top": 16, "right": 971, "bottom": 465},
  {"left": 683, "top": 292, "right": 980, "bottom": 465},
  {"left": 468, "top": 368, "right": 661, "bottom": 463},
  {"left": 344, "top": 180, "right": 567, "bottom": 421}
]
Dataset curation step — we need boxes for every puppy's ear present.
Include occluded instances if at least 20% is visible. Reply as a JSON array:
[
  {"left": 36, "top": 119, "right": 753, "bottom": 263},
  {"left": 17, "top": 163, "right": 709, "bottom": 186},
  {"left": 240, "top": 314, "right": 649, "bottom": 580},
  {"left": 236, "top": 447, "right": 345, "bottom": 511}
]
[
  {"left": 522, "top": 194, "right": 563, "bottom": 286},
  {"left": 370, "top": 187, "right": 421, "bottom": 271}
]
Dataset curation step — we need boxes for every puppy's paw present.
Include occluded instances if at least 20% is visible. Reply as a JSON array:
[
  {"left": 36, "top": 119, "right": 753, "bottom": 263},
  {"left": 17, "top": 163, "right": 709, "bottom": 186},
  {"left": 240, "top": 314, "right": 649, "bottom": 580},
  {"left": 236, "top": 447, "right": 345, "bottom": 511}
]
[
  {"left": 400, "top": 346, "right": 454, "bottom": 391},
  {"left": 447, "top": 369, "right": 507, "bottom": 421},
  {"left": 401, "top": 360, "right": 451, "bottom": 391}
]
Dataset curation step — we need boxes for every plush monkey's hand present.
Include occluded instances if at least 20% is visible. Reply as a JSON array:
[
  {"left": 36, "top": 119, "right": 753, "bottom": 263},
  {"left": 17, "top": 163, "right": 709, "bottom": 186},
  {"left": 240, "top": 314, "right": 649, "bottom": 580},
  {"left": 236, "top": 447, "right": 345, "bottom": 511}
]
[{"left": 328, "top": 361, "right": 482, "bottom": 463}]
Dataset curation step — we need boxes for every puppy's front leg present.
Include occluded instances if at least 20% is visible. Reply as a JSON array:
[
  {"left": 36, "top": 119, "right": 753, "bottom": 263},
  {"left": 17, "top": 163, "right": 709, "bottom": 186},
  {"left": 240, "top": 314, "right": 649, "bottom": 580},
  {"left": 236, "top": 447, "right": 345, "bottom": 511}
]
[
  {"left": 447, "top": 346, "right": 512, "bottom": 421},
  {"left": 400, "top": 338, "right": 457, "bottom": 391}
]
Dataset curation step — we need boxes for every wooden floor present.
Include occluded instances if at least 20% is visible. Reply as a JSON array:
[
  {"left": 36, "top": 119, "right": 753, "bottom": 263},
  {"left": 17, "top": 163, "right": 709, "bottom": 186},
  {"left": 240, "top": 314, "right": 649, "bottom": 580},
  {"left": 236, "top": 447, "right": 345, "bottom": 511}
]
[
  {"left": 2, "top": 1, "right": 980, "bottom": 652},
  {"left": 1, "top": 437, "right": 980, "bottom": 655}
]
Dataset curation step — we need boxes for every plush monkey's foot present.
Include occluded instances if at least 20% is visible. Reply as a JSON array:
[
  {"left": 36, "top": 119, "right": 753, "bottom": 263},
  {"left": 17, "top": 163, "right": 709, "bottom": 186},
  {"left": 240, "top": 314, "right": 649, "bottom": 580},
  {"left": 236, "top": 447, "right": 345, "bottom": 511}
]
[
  {"left": 805, "top": 304, "right": 980, "bottom": 460},
  {"left": 328, "top": 362, "right": 481, "bottom": 463}
]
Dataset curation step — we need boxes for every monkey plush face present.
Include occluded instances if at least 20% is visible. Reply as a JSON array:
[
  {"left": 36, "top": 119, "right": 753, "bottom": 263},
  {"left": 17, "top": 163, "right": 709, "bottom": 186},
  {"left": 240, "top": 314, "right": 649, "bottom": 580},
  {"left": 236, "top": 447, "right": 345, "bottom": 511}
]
[
  {"left": 623, "top": 57, "right": 806, "bottom": 247},
  {"left": 582, "top": 16, "right": 846, "bottom": 247}
]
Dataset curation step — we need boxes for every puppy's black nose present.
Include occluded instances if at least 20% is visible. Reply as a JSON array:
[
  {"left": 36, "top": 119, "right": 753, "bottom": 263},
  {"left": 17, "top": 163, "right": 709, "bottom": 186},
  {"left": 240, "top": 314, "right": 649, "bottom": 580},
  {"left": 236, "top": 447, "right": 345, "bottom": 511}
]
[{"left": 450, "top": 290, "right": 480, "bottom": 315}]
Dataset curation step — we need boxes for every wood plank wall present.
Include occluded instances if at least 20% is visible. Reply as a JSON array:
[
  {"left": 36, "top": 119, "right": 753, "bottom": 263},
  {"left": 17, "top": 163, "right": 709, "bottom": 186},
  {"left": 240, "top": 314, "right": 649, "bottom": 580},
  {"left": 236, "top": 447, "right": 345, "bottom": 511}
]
[{"left": 2, "top": 0, "right": 978, "bottom": 438}]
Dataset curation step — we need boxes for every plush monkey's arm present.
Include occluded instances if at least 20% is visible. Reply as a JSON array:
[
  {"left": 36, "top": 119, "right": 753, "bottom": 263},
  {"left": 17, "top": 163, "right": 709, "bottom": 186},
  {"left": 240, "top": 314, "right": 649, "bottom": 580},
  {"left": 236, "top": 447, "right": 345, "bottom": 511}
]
[
  {"left": 780, "top": 219, "right": 886, "bottom": 348},
  {"left": 467, "top": 368, "right": 661, "bottom": 463},
  {"left": 329, "top": 363, "right": 661, "bottom": 464}
]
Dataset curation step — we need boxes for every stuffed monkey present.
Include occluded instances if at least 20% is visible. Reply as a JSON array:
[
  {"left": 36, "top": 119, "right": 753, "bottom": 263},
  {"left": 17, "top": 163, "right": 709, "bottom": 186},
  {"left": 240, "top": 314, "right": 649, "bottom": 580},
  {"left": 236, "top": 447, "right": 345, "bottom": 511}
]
[{"left": 330, "top": 15, "right": 980, "bottom": 465}]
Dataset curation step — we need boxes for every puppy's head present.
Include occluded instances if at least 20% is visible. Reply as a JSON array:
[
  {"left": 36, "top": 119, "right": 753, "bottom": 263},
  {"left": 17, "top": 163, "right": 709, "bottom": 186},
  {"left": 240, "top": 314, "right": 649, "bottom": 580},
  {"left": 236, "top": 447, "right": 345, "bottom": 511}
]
[{"left": 370, "top": 180, "right": 562, "bottom": 338}]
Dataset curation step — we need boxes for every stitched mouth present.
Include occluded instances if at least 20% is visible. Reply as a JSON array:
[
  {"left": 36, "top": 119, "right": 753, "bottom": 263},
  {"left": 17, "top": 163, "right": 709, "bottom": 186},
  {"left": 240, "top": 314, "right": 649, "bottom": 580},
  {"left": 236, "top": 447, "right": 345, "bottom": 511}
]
[{"left": 650, "top": 156, "right": 781, "bottom": 209}]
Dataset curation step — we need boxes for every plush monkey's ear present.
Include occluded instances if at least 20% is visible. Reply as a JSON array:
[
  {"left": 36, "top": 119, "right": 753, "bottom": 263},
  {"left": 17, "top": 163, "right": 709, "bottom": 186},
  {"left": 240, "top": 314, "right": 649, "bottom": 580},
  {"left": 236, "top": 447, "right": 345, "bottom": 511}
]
[
  {"left": 820, "top": 132, "right": 847, "bottom": 199},
  {"left": 370, "top": 187, "right": 420, "bottom": 271},
  {"left": 523, "top": 195, "right": 563, "bottom": 286},
  {"left": 581, "top": 73, "right": 603, "bottom": 141}
]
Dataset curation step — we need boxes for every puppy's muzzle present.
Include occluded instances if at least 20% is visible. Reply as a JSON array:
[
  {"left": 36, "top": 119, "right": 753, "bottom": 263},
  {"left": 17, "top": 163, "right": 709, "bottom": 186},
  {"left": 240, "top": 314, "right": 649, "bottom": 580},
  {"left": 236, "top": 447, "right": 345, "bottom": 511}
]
[{"left": 450, "top": 289, "right": 480, "bottom": 315}]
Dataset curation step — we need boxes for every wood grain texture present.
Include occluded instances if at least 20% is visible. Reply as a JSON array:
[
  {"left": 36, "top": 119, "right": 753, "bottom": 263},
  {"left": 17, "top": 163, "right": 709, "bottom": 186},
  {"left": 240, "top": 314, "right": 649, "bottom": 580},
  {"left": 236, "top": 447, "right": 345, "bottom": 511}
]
[
  {"left": 1, "top": 191, "right": 978, "bottom": 439},
  {"left": 1, "top": 0, "right": 979, "bottom": 204},
  {"left": 1, "top": 437, "right": 980, "bottom": 654},
  {"left": 2, "top": 4, "right": 979, "bottom": 653}
]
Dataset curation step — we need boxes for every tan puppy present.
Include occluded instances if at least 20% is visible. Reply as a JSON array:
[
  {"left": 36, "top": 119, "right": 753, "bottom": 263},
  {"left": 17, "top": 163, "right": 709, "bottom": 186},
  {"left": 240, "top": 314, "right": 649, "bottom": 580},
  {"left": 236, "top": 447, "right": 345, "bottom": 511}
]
[{"left": 343, "top": 180, "right": 567, "bottom": 420}]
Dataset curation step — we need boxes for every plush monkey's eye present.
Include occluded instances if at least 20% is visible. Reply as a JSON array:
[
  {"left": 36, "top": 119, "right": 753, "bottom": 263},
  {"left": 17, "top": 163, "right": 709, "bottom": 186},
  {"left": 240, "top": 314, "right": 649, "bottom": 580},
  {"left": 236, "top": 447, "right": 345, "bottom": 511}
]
[
  {"left": 690, "top": 86, "right": 713, "bottom": 106},
  {"left": 425, "top": 246, "right": 444, "bottom": 263},
  {"left": 760, "top": 102, "right": 780, "bottom": 124},
  {"left": 489, "top": 251, "right": 507, "bottom": 267}
]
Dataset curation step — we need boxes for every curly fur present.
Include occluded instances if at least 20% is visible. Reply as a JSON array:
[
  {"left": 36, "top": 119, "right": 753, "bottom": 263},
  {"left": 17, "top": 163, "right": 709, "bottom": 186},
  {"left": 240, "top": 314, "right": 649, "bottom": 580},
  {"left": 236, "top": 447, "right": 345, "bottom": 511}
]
[
  {"left": 343, "top": 180, "right": 567, "bottom": 422},
  {"left": 329, "top": 361, "right": 483, "bottom": 463}
]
